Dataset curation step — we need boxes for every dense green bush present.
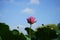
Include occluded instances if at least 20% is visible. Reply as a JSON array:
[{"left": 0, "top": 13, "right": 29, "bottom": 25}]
[{"left": 0, "top": 23, "right": 60, "bottom": 40}]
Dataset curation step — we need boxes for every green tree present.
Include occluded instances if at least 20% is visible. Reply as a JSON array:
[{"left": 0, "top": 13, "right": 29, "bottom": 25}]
[
  {"left": 57, "top": 23, "right": 60, "bottom": 30},
  {"left": 12, "top": 29, "right": 20, "bottom": 35},
  {"left": 0, "top": 23, "right": 11, "bottom": 40},
  {"left": 0, "top": 23, "right": 26, "bottom": 40},
  {"left": 35, "top": 25, "right": 58, "bottom": 40},
  {"left": 46, "top": 24, "right": 57, "bottom": 30}
]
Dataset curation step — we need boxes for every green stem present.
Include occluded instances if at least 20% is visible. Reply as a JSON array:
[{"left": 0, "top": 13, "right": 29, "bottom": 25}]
[{"left": 30, "top": 24, "right": 32, "bottom": 40}]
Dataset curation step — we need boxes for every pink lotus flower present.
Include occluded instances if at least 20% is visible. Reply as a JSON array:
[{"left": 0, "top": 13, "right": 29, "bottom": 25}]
[
  {"left": 27, "top": 16, "right": 36, "bottom": 39},
  {"left": 27, "top": 16, "right": 36, "bottom": 24}
]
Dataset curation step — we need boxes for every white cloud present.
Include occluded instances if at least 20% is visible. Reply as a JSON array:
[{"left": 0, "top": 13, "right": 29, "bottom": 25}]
[
  {"left": 2, "top": 0, "right": 40, "bottom": 5},
  {"left": 22, "top": 8, "right": 34, "bottom": 14},
  {"left": 29, "top": 0, "right": 40, "bottom": 4}
]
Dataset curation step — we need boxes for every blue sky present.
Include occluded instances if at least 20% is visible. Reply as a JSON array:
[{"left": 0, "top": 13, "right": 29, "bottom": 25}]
[{"left": 0, "top": 0, "right": 60, "bottom": 34}]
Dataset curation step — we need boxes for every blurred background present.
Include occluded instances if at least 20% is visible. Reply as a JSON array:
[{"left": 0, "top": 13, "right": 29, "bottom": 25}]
[{"left": 0, "top": 0, "right": 60, "bottom": 36}]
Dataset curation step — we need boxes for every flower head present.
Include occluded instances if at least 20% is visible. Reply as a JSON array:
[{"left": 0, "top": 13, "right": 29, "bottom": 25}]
[{"left": 27, "top": 16, "right": 36, "bottom": 24}]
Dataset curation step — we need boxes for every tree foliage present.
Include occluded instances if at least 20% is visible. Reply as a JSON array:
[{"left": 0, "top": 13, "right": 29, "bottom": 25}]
[{"left": 0, "top": 23, "right": 60, "bottom": 40}]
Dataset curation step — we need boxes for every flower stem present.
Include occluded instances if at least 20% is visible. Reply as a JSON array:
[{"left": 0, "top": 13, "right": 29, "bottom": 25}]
[{"left": 30, "top": 24, "right": 32, "bottom": 40}]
